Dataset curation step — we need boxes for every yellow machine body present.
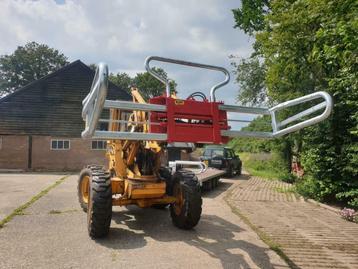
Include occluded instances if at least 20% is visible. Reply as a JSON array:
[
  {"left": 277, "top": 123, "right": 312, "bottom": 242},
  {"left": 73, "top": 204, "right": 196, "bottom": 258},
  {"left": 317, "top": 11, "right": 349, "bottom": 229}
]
[{"left": 104, "top": 88, "right": 174, "bottom": 208}]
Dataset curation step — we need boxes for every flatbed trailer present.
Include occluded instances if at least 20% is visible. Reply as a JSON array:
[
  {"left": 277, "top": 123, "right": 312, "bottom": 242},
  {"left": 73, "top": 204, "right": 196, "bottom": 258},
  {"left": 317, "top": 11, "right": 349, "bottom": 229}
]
[{"left": 195, "top": 168, "right": 226, "bottom": 191}]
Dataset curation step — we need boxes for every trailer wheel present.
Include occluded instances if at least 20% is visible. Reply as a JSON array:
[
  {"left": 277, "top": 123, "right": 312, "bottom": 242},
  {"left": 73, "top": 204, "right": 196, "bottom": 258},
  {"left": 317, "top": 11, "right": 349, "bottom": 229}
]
[
  {"left": 170, "top": 170, "right": 202, "bottom": 229},
  {"left": 87, "top": 169, "right": 112, "bottom": 238}
]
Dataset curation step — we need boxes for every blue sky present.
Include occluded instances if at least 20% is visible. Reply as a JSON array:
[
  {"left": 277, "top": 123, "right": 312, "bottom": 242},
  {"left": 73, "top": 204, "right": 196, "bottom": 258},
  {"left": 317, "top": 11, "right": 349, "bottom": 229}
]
[{"left": 0, "top": 0, "right": 256, "bottom": 128}]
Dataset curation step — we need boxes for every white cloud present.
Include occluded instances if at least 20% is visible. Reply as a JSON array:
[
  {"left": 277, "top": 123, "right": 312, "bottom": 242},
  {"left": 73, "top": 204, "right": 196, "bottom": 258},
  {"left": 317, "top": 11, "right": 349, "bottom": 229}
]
[{"left": 0, "top": 0, "right": 255, "bottom": 128}]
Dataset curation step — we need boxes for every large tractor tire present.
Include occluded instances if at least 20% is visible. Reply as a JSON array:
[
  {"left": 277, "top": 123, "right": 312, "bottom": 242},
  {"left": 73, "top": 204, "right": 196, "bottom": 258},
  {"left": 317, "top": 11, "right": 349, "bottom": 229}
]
[
  {"left": 170, "top": 170, "right": 202, "bottom": 229},
  {"left": 87, "top": 168, "right": 112, "bottom": 238},
  {"left": 77, "top": 165, "right": 104, "bottom": 212}
]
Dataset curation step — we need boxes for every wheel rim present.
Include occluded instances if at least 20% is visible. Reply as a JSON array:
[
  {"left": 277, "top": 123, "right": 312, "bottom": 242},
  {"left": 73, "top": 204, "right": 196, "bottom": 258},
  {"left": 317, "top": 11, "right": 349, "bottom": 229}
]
[
  {"left": 87, "top": 183, "right": 92, "bottom": 227},
  {"left": 173, "top": 183, "right": 184, "bottom": 215},
  {"left": 81, "top": 175, "right": 90, "bottom": 204}
]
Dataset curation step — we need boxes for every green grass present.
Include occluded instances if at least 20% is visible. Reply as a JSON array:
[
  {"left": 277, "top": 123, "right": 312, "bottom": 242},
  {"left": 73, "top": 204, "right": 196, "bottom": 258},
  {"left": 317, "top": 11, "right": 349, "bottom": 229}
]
[
  {"left": 0, "top": 175, "right": 70, "bottom": 229},
  {"left": 239, "top": 152, "right": 291, "bottom": 181},
  {"left": 48, "top": 209, "right": 78, "bottom": 214},
  {"left": 274, "top": 186, "right": 295, "bottom": 193}
]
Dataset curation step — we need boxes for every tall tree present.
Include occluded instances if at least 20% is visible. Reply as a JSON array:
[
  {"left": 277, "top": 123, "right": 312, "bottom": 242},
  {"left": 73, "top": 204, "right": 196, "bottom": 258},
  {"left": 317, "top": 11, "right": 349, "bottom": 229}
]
[
  {"left": 231, "top": 55, "right": 267, "bottom": 105},
  {"left": 133, "top": 67, "right": 177, "bottom": 100},
  {"left": 232, "top": 0, "right": 358, "bottom": 207},
  {"left": 109, "top": 67, "right": 177, "bottom": 101},
  {"left": 109, "top": 72, "right": 132, "bottom": 94},
  {"left": 0, "top": 42, "right": 69, "bottom": 95},
  {"left": 232, "top": 0, "right": 270, "bottom": 35}
]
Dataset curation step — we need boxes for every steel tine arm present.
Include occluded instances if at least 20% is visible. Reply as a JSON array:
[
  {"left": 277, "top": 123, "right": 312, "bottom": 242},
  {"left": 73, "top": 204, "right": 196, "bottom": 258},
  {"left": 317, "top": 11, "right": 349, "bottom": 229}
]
[
  {"left": 145, "top": 56, "right": 230, "bottom": 101},
  {"left": 221, "top": 91, "right": 333, "bottom": 139},
  {"left": 81, "top": 63, "right": 108, "bottom": 139}
]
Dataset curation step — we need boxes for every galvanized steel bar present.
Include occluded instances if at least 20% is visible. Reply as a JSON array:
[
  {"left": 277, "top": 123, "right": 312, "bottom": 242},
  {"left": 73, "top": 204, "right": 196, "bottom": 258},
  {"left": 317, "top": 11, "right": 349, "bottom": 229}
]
[
  {"left": 219, "top": 104, "right": 270, "bottom": 115},
  {"left": 82, "top": 63, "right": 108, "bottom": 139},
  {"left": 145, "top": 56, "right": 230, "bottom": 101},
  {"left": 227, "top": 119, "right": 253, "bottom": 123},
  {"left": 93, "top": 131, "right": 168, "bottom": 141},
  {"left": 104, "top": 100, "right": 167, "bottom": 112},
  {"left": 277, "top": 101, "right": 326, "bottom": 128},
  {"left": 221, "top": 130, "right": 273, "bottom": 139},
  {"left": 99, "top": 119, "right": 161, "bottom": 125}
]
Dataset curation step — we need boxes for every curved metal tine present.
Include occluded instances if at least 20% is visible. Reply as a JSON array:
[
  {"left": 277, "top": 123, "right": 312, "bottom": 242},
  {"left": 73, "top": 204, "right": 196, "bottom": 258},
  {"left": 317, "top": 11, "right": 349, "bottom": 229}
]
[
  {"left": 82, "top": 63, "right": 109, "bottom": 138},
  {"left": 83, "top": 65, "right": 99, "bottom": 105},
  {"left": 168, "top": 160, "right": 207, "bottom": 174},
  {"left": 270, "top": 91, "right": 333, "bottom": 137},
  {"left": 221, "top": 91, "right": 333, "bottom": 139},
  {"left": 145, "top": 56, "right": 230, "bottom": 101}
]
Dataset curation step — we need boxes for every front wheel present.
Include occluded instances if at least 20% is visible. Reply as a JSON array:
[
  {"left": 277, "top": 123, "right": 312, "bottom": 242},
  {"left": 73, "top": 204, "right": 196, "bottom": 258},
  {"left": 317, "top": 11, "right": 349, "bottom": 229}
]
[
  {"left": 78, "top": 168, "right": 91, "bottom": 212},
  {"left": 170, "top": 170, "right": 202, "bottom": 229},
  {"left": 87, "top": 169, "right": 112, "bottom": 238}
]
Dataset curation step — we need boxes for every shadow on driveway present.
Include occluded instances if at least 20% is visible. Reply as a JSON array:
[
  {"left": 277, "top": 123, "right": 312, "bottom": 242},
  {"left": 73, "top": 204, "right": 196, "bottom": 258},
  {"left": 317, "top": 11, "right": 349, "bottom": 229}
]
[{"left": 96, "top": 206, "right": 275, "bottom": 269}]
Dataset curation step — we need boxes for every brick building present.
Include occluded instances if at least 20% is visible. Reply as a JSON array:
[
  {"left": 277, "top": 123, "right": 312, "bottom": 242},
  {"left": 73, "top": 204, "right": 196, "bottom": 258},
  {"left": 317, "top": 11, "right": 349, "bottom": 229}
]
[{"left": 0, "top": 60, "right": 131, "bottom": 171}]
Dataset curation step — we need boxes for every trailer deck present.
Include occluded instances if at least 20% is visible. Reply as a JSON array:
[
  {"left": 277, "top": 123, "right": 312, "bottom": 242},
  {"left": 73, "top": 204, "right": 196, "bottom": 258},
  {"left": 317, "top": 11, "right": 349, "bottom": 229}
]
[{"left": 195, "top": 168, "right": 226, "bottom": 191}]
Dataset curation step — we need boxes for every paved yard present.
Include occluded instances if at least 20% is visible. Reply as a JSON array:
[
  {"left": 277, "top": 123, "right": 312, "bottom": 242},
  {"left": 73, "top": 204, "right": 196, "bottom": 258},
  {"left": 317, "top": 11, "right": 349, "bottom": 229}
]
[
  {"left": 226, "top": 175, "right": 358, "bottom": 269},
  {"left": 0, "top": 173, "right": 67, "bottom": 221},
  {"left": 0, "top": 174, "right": 287, "bottom": 269}
]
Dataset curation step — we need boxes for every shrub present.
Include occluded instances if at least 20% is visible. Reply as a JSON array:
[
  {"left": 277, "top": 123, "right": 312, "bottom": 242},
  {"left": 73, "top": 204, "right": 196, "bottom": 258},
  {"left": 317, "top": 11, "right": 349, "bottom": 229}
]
[{"left": 340, "top": 208, "right": 357, "bottom": 223}]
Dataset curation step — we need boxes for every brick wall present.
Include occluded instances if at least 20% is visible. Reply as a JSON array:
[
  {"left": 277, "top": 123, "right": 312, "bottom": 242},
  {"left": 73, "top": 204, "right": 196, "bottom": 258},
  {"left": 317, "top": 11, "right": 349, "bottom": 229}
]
[
  {"left": 0, "top": 135, "right": 29, "bottom": 170},
  {"left": 31, "top": 136, "right": 107, "bottom": 171}
]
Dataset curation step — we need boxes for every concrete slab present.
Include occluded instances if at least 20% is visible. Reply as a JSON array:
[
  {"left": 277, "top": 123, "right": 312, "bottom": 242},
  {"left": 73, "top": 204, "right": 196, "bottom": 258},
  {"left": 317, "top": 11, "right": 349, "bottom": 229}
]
[
  {"left": 0, "top": 175, "right": 288, "bottom": 269},
  {"left": 0, "top": 173, "right": 68, "bottom": 221}
]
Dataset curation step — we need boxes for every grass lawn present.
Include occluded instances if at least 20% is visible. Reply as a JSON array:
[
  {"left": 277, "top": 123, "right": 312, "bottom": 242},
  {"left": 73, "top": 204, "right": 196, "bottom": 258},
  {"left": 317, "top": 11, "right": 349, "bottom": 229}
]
[{"left": 239, "top": 152, "right": 292, "bottom": 181}]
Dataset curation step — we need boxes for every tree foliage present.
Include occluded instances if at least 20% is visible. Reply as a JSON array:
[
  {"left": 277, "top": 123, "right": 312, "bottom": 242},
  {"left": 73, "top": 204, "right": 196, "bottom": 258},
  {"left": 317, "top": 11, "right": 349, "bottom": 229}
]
[
  {"left": 109, "top": 67, "right": 177, "bottom": 101},
  {"left": 232, "top": 0, "right": 358, "bottom": 207},
  {"left": 231, "top": 55, "right": 267, "bottom": 105},
  {"left": 109, "top": 72, "right": 132, "bottom": 93},
  {"left": 232, "top": 0, "right": 270, "bottom": 35},
  {"left": 0, "top": 42, "right": 69, "bottom": 95},
  {"left": 229, "top": 116, "right": 273, "bottom": 153}
]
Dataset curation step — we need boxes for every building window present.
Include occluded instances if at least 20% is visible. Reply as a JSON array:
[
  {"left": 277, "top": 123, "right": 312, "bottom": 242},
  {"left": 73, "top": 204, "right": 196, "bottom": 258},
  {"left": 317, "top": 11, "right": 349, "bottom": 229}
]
[
  {"left": 51, "top": 139, "right": 70, "bottom": 150},
  {"left": 91, "top": 140, "right": 107, "bottom": 150}
]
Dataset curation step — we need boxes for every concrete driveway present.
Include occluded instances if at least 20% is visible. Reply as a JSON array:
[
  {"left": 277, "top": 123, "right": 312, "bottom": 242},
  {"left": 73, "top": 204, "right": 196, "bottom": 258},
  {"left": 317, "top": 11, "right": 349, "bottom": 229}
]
[
  {"left": 0, "top": 173, "right": 68, "bottom": 221},
  {"left": 0, "top": 174, "right": 288, "bottom": 269}
]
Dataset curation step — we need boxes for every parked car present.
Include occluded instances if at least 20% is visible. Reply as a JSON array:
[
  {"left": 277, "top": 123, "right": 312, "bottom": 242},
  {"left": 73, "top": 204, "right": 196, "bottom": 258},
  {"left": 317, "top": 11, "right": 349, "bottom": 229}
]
[{"left": 200, "top": 145, "right": 242, "bottom": 177}]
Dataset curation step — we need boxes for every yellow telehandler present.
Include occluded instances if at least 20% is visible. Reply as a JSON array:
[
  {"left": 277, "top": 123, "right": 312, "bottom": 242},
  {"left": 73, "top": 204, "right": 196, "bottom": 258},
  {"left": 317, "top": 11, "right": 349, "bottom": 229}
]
[{"left": 78, "top": 56, "right": 333, "bottom": 238}]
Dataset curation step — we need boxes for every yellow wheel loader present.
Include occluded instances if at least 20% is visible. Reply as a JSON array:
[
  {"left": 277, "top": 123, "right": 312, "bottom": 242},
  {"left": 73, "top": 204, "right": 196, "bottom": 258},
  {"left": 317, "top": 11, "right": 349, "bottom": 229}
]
[{"left": 78, "top": 56, "right": 333, "bottom": 238}]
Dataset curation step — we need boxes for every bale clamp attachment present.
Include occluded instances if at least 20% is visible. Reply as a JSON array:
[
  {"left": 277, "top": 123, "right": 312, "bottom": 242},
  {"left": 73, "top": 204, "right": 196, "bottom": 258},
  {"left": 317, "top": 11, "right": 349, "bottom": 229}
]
[{"left": 82, "top": 56, "right": 333, "bottom": 143}]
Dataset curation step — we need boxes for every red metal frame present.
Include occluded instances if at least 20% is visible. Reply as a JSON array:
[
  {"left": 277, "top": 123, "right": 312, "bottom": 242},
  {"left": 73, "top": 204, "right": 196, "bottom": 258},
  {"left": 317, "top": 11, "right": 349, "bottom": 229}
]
[{"left": 149, "top": 96, "right": 229, "bottom": 144}]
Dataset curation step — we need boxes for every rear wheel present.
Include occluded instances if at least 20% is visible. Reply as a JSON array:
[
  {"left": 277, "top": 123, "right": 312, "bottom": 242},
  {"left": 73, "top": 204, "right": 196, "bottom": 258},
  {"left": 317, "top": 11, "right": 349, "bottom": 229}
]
[
  {"left": 87, "top": 168, "right": 112, "bottom": 238},
  {"left": 170, "top": 170, "right": 202, "bottom": 229}
]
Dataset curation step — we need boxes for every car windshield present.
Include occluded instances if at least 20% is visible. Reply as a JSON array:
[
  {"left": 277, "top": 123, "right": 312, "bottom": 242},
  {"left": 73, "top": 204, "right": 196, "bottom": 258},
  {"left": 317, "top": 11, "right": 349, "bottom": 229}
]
[{"left": 204, "top": 148, "right": 224, "bottom": 157}]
